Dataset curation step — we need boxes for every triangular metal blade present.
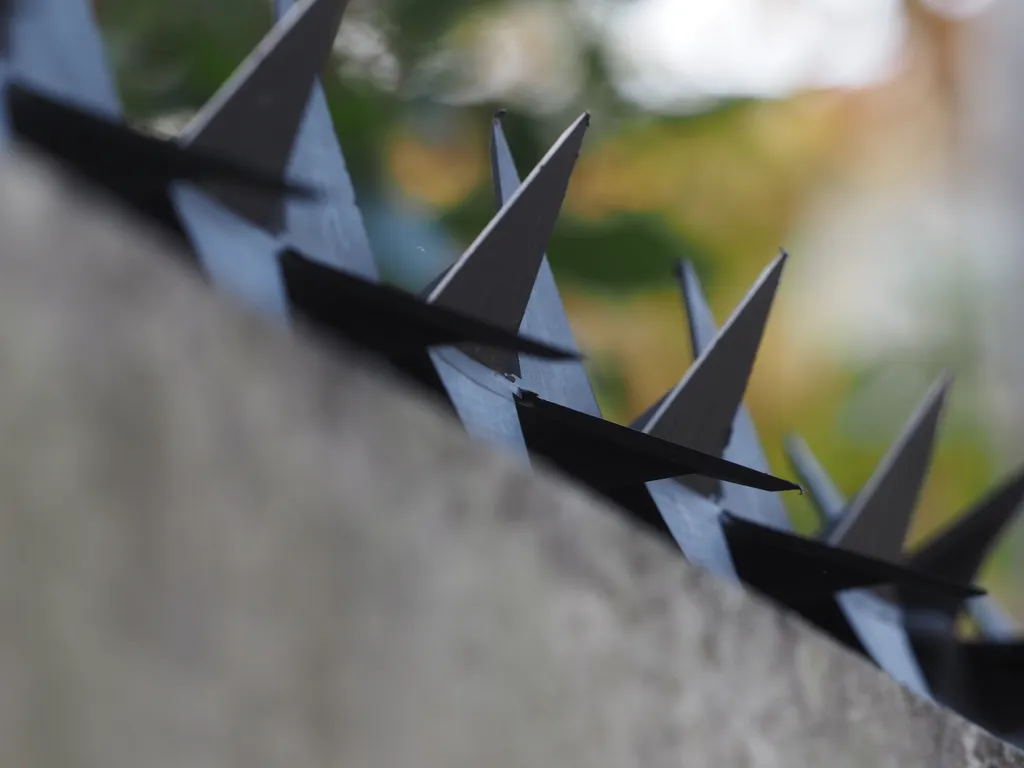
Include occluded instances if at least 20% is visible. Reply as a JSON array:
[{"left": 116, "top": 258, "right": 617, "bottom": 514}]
[
  {"left": 722, "top": 513, "right": 983, "bottom": 605},
  {"left": 907, "top": 464, "right": 1024, "bottom": 588},
  {"left": 838, "top": 591, "right": 933, "bottom": 697},
  {"left": 784, "top": 433, "right": 847, "bottom": 526},
  {"left": 513, "top": 390, "right": 801, "bottom": 494},
  {"left": 492, "top": 110, "right": 601, "bottom": 414},
  {"left": 181, "top": 0, "right": 349, "bottom": 234},
  {"left": 490, "top": 109, "right": 520, "bottom": 207},
  {"left": 644, "top": 252, "right": 786, "bottom": 452},
  {"left": 427, "top": 113, "right": 589, "bottom": 373},
  {"left": 267, "top": 0, "right": 376, "bottom": 278},
  {"left": 664, "top": 258, "right": 793, "bottom": 529},
  {"left": 826, "top": 374, "right": 952, "bottom": 561},
  {"left": 5, "top": 83, "right": 314, "bottom": 237},
  {"left": 280, "top": 249, "right": 580, "bottom": 365},
  {"left": 676, "top": 259, "right": 719, "bottom": 358},
  {"left": 4, "top": 0, "right": 121, "bottom": 120}
]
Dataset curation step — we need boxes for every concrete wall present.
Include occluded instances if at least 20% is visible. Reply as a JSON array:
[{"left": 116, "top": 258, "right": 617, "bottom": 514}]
[{"left": 0, "top": 149, "right": 1019, "bottom": 767}]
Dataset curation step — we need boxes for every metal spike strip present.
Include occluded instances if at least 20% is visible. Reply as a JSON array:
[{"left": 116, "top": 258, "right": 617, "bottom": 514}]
[
  {"left": 631, "top": 253, "right": 978, "bottom": 703},
  {"left": 1, "top": 0, "right": 1021, "bottom": 749},
  {"left": 786, "top": 420, "right": 1024, "bottom": 741}
]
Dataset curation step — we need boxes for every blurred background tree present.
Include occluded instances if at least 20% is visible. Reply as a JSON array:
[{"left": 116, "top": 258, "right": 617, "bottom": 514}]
[{"left": 93, "top": 0, "right": 1024, "bottom": 617}]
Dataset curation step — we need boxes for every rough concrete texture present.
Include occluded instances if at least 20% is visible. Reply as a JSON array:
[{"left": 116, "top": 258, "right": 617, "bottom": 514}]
[{"left": 0, "top": 148, "right": 1019, "bottom": 768}]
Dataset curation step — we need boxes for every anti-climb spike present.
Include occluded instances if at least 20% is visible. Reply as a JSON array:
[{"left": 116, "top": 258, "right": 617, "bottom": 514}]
[{"left": 827, "top": 374, "right": 952, "bottom": 561}]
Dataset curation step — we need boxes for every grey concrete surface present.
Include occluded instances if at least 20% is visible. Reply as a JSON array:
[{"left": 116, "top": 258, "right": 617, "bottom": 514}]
[{"left": 0, "top": 148, "right": 1019, "bottom": 767}]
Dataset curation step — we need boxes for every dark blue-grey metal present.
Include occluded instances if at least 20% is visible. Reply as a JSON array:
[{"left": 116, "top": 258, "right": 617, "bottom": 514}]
[
  {"left": 4, "top": 82, "right": 313, "bottom": 236},
  {"left": 815, "top": 378, "right": 951, "bottom": 699},
  {"left": 513, "top": 390, "right": 801, "bottom": 494},
  {"left": 181, "top": 0, "right": 349, "bottom": 234},
  {"left": 172, "top": 0, "right": 350, "bottom": 320},
  {"left": 784, "top": 433, "right": 846, "bottom": 526},
  {"left": 781, "top": 386, "right": 1012, "bottom": 697},
  {"left": 841, "top": 590, "right": 933, "bottom": 696},
  {"left": 827, "top": 374, "right": 952, "bottom": 560},
  {"left": 0, "top": 0, "right": 120, "bottom": 147},
  {"left": 622, "top": 259, "right": 782, "bottom": 577},
  {"left": 787, "top": 427, "right": 1020, "bottom": 648},
  {"left": 491, "top": 112, "right": 602, "bottom": 416},
  {"left": 278, "top": 250, "right": 580, "bottom": 365},
  {"left": 425, "top": 115, "right": 801, "bottom": 510},
  {"left": 643, "top": 255, "right": 792, "bottom": 530},
  {"left": 904, "top": 465, "right": 1024, "bottom": 624},
  {"left": 632, "top": 254, "right": 788, "bottom": 575},
  {"left": 425, "top": 114, "right": 588, "bottom": 456},
  {"left": 676, "top": 260, "right": 792, "bottom": 530},
  {"left": 786, "top": 431, "right": 1023, "bottom": 630},
  {"left": 427, "top": 113, "right": 589, "bottom": 374},
  {"left": 4, "top": 0, "right": 120, "bottom": 119},
  {"left": 720, "top": 513, "right": 982, "bottom": 604},
  {"left": 271, "top": 0, "right": 376, "bottom": 279},
  {"left": 644, "top": 252, "right": 786, "bottom": 459}
]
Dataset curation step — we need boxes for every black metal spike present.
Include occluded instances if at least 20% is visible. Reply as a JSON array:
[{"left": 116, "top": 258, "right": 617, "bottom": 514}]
[
  {"left": 722, "top": 513, "right": 983, "bottom": 604},
  {"left": 279, "top": 248, "right": 579, "bottom": 391},
  {"left": 643, "top": 252, "right": 787, "bottom": 497},
  {"left": 181, "top": 0, "right": 349, "bottom": 233},
  {"left": 826, "top": 375, "right": 952, "bottom": 561},
  {"left": 427, "top": 113, "right": 589, "bottom": 374},
  {"left": 513, "top": 390, "right": 800, "bottom": 520},
  {"left": 908, "top": 465, "right": 1024, "bottom": 584},
  {"left": 491, "top": 111, "right": 601, "bottom": 414},
  {"left": 4, "top": 83, "right": 313, "bottom": 239},
  {"left": 269, "top": 0, "right": 377, "bottom": 278},
  {"left": 900, "top": 465, "right": 1024, "bottom": 619}
]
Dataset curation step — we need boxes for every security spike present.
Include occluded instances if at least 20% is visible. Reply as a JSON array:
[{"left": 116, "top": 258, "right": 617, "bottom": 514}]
[
  {"left": 490, "top": 109, "right": 520, "bottom": 207},
  {"left": 269, "top": 0, "right": 376, "bottom": 278},
  {"left": 784, "top": 433, "right": 847, "bottom": 526},
  {"left": 3, "top": 0, "right": 121, "bottom": 120},
  {"left": 897, "top": 466, "right": 1024, "bottom": 628},
  {"left": 969, "top": 595, "right": 1019, "bottom": 640},
  {"left": 492, "top": 111, "right": 600, "bottom": 413},
  {"left": 640, "top": 253, "right": 793, "bottom": 530},
  {"left": 675, "top": 258, "right": 791, "bottom": 533},
  {"left": 827, "top": 374, "right": 952, "bottom": 561},
  {"left": 722, "top": 513, "right": 983, "bottom": 604},
  {"left": 837, "top": 592, "right": 934, "bottom": 696},
  {"left": 645, "top": 252, "right": 786, "bottom": 452},
  {"left": 513, "top": 389, "right": 800, "bottom": 495},
  {"left": 279, "top": 249, "right": 579, "bottom": 386},
  {"left": 907, "top": 464, "right": 1024, "bottom": 591},
  {"left": 170, "top": 0, "right": 353, "bottom": 318},
  {"left": 676, "top": 259, "right": 719, "bottom": 358},
  {"left": 4, "top": 83, "right": 313, "bottom": 238},
  {"left": 427, "top": 113, "right": 589, "bottom": 373},
  {"left": 181, "top": 0, "right": 349, "bottom": 234}
]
